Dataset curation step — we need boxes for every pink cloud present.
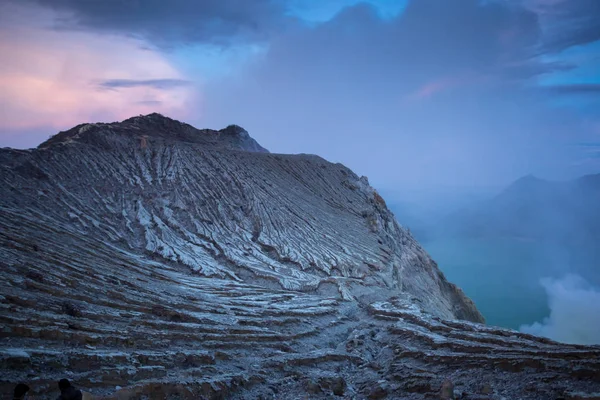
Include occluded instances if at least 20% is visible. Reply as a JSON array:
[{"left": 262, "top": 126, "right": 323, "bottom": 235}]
[
  {"left": 414, "top": 79, "right": 455, "bottom": 99},
  {"left": 410, "top": 73, "right": 484, "bottom": 100},
  {"left": 0, "top": 3, "right": 198, "bottom": 141}
]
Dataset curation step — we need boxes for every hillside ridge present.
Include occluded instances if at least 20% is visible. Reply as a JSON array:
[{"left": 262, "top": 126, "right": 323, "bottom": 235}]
[{"left": 1, "top": 115, "right": 599, "bottom": 399}]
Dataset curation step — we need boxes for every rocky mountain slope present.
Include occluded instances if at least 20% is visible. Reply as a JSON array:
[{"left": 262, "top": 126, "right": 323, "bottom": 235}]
[{"left": 1, "top": 114, "right": 599, "bottom": 399}]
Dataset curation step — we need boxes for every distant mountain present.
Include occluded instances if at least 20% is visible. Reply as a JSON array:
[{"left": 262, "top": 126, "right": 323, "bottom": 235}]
[{"left": 438, "top": 174, "right": 600, "bottom": 244}]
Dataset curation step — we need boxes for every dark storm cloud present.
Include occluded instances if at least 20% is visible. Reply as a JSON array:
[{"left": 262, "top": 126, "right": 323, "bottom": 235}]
[
  {"left": 12, "top": 0, "right": 600, "bottom": 54},
  {"left": 98, "top": 79, "right": 192, "bottom": 90},
  {"left": 233, "top": 0, "right": 559, "bottom": 107},
  {"left": 15, "top": 0, "right": 283, "bottom": 45},
  {"left": 544, "top": 84, "right": 600, "bottom": 94},
  {"left": 255, "top": 0, "right": 548, "bottom": 91},
  {"left": 531, "top": 0, "right": 600, "bottom": 53}
]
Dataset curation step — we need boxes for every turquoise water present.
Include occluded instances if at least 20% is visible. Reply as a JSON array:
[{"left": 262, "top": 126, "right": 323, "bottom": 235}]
[{"left": 422, "top": 237, "right": 553, "bottom": 329}]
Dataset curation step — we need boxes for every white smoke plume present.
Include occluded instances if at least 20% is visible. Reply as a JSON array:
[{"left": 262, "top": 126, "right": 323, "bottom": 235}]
[{"left": 520, "top": 274, "right": 600, "bottom": 345}]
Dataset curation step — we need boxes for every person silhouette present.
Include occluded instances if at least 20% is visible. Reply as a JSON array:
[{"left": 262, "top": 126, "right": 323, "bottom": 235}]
[
  {"left": 13, "top": 383, "right": 30, "bottom": 400},
  {"left": 56, "top": 379, "right": 82, "bottom": 400}
]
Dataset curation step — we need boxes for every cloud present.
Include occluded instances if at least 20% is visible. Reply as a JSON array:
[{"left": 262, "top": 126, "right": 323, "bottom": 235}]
[
  {"left": 197, "top": 0, "right": 600, "bottom": 190},
  {"left": 98, "top": 79, "right": 192, "bottom": 90},
  {"left": 0, "top": 2, "right": 196, "bottom": 148},
  {"left": 136, "top": 100, "right": 163, "bottom": 106},
  {"left": 10, "top": 0, "right": 600, "bottom": 55},
  {"left": 571, "top": 141, "right": 600, "bottom": 168},
  {"left": 13, "top": 0, "right": 284, "bottom": 46},
  {"left": 543, "top": 83, "right": 600, "bottom": 94},
  {"left": 412, "top": 77, "right": 464, "bottom": 100},
  {"left": 520, "top": 275, "right": 600, "bottom": 345},
  {"left": 410, "top": 73, "right": 489, "bottom": 100},
  {"left": 526, "top": 0, "right": 600, "bottom": 53}
]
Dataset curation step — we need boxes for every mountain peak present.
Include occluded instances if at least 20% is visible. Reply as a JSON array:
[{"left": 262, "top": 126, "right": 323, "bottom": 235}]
[
  {"left": 220, "top": 124, "right": 247, "bottom": 134},
  {"left": 37, "top": 114, "right": 268, "bottom": 153},
  {"left": 503, "top": 174, "right": 548, "bottom": 193},
  {"left": 125, "top": 111, "right": 169, "bottom": 120},
  {"left": 515, "top": 174, "right": 543, "bottom": 183}
]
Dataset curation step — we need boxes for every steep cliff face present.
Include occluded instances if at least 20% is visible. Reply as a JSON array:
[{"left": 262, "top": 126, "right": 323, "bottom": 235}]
[{"left": 1, "top": 114, "right": 599, "bottom": 399}]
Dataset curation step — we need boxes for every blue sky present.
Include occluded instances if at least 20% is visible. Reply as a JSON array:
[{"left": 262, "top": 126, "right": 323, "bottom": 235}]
[
  {"left": 287, "top": 0, "right": 407, "bottom": 22},
  {"left": 0, "top": 0, "right": 599, "bottom": 196}
]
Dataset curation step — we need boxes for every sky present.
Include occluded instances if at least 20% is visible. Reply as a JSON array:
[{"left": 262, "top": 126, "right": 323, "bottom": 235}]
[{"left": 1, "top": 0, "right": 599, "bottom": 196}]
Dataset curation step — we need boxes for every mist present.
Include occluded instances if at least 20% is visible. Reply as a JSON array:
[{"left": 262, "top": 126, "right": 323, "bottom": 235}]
[{"left": 392, "top": 173, "right": 600, "bottom": 344}]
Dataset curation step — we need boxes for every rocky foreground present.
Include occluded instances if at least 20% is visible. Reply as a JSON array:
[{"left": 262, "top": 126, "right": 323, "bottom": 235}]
[{"left": 1, "top": 114, "right": 599, "bottom": 399}]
